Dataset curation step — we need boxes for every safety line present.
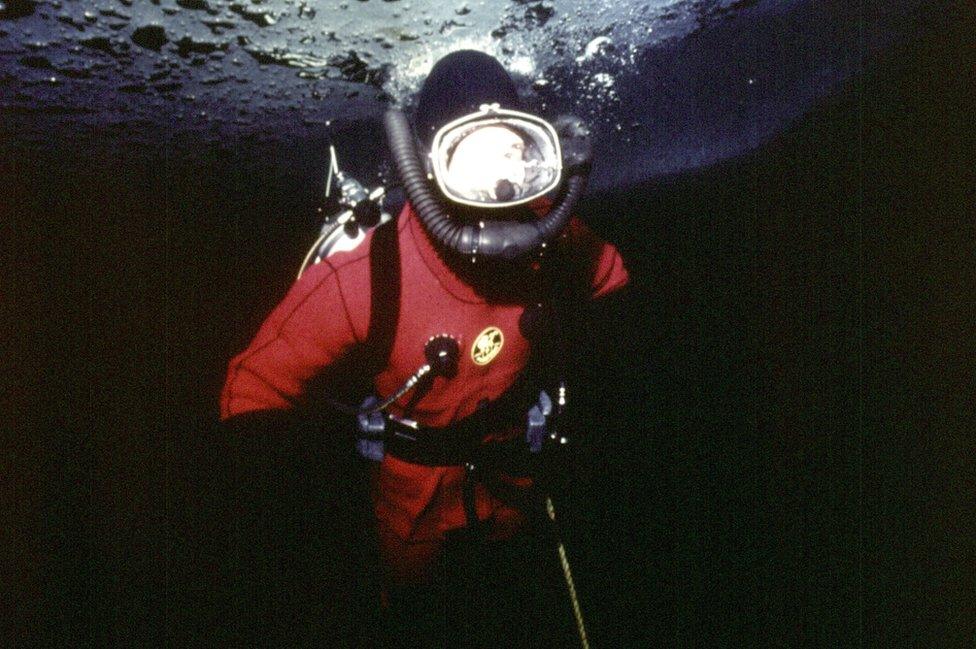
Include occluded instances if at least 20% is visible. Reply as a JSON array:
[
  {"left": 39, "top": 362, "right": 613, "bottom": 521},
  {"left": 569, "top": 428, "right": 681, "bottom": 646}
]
[{"left": 547, "top": 496, "right": 590, "bottom": 649}]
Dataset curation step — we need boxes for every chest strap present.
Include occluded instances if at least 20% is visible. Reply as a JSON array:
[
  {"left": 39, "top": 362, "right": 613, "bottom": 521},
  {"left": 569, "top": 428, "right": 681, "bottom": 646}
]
[{"left": 366, "top": 217, "right": 401, "bottom": 374}]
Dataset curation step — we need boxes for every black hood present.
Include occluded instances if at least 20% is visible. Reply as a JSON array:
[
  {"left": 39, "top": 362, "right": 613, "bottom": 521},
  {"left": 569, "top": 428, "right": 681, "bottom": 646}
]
[
  {"left": 413, "top": 50, "right": 532, "bottom": 218},
  {"left": 414, "top": 50, "right": 523, "bottom": 149}
]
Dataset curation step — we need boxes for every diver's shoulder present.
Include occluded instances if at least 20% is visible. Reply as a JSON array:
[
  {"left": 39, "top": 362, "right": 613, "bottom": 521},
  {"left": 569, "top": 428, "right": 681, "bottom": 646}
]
[{"left": 293, "top": 234, "right": 372, "bottom": 297}]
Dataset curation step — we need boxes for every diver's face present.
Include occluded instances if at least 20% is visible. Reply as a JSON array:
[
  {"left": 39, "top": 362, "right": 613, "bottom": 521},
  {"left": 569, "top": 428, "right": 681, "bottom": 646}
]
[{"left": 445, "top": 125, "right": 527, "bottom": 201}]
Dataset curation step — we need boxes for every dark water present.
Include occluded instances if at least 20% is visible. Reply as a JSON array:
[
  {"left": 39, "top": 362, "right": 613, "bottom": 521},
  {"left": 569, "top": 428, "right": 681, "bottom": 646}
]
[{"left": 3, "top": 7, "right": 975, "bottom": 648}]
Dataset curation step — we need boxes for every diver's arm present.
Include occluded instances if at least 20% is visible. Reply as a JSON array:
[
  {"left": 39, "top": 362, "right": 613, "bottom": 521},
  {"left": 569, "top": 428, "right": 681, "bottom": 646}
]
[
  {"left": 216, "top": 258, "right": 373, "bottom": 630},
  {"left": 217, "top": 290, "right": 372, "bottom": 642},
  {"left": 562, "top": 217, "right": 630, "bottom": 299},
  {"left": 220, "top": 259, "right": 367, "bottom": 420},
  {"left": 557, "top": 217, "right": 633, "bottom": 391}
]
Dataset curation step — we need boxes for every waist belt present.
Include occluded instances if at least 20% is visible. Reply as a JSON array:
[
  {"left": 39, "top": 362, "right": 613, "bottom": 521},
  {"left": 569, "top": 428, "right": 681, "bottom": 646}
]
[
  {"left": 378, "top": 375, "right": 540, "bottom": 468},
  {"left": 385, "top": 418, "right": 533, "bottom": 470}
]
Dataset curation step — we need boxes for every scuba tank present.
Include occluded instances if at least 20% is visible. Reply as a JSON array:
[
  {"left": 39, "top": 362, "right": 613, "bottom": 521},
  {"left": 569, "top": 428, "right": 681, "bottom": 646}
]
[{"left": 297, "top": 146, "right": 394, "bottom": 279}]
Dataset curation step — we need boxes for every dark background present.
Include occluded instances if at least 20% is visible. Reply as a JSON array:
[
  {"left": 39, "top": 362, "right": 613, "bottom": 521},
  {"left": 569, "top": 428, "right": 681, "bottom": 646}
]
[{"left": 3, "top": 6, "right": 975, "bottom": 648}]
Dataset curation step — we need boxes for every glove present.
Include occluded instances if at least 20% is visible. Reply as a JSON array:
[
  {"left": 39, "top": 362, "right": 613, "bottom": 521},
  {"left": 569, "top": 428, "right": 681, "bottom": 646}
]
[
  {"left": 355, "top": 395, "right": 385, "bottom": 462},
  {"left": 526, "top": 390, "right": 553, "bottom": 454}
]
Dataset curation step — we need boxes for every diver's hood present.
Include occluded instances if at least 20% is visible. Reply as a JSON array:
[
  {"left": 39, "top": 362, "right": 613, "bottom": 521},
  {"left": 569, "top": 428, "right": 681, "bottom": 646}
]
[{"left": 385, "top": 49, "right": 592, "bottom": 262}]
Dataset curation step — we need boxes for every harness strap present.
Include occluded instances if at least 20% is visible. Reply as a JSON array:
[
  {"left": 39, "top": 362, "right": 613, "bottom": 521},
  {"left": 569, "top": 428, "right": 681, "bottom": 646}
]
[{"left": 366, "top": 218, "right": 401, "bottom": 374}]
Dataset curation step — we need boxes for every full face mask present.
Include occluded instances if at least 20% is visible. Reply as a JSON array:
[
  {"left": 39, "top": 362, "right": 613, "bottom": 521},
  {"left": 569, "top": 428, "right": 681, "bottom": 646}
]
[
  {"left": 430, "top": 104, "right": 562, "bottom": 209},
  {"left": 384, "top": 50, "right": 592, "bottom": 262}
]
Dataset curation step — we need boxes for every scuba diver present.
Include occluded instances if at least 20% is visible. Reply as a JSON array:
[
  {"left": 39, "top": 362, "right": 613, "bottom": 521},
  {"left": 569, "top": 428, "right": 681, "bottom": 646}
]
[{"left": 220, "top": 50, "right": 628, "bottom": 647}]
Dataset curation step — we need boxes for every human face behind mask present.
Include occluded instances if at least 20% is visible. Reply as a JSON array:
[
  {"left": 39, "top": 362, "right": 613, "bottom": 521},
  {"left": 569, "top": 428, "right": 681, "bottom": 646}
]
[
  {"left": 444, "top": 125, "right": 528, "bottom": 204},
  {"left": 429, "top": 105, "right": 562, "bottom": 212}
]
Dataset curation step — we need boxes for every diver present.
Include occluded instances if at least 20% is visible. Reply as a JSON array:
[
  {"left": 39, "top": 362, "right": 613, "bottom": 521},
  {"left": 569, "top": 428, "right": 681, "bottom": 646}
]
[{"left": 220, "top": 50, "right": 629, "bottom": 647}]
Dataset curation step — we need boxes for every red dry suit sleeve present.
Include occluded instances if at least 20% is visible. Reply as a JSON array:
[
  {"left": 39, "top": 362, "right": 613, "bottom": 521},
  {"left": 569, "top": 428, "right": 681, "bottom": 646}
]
[
  {"left": 566, "top": 217, "right": 630, "bottom": 299},
  {"left": 220, "top": 260, "right": 367, "bottom": 420}
]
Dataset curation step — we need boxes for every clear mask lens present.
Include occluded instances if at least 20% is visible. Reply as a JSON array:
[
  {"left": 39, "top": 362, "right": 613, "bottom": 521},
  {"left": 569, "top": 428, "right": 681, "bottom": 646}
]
[{"left": 430, "top": 110, "right": 562, "bottom": 208}]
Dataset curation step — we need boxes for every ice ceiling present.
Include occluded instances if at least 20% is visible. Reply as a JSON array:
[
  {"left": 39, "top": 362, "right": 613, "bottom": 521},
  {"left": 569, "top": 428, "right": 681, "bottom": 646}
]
[{"left": 0, "top": 0, "right": 924, "bottom": 187}]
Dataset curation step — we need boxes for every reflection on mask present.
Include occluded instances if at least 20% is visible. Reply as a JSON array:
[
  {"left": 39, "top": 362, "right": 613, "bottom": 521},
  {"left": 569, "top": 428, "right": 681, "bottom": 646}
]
[
  {"left": 430, "top": 106, "right": 562, "bottom": 208},
  {"left": 445, "top": 125, "right": 528, "bottom": 203}
]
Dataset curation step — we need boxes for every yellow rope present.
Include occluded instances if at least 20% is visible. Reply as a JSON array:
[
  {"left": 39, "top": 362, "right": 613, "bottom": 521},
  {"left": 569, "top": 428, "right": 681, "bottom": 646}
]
[{"left": 547, "top": 496, "right": 590, "bottom": 649}]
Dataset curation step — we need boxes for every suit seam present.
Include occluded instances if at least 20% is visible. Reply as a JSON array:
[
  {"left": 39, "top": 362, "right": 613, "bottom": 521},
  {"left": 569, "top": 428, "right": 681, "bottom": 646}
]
[{"left": 226, "top": 258, "right": 363, "bottom": 406}]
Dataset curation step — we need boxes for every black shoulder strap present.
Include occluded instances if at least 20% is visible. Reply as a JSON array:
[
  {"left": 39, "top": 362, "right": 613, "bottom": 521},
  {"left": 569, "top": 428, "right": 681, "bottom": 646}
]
[{"left": 366, "top": 218, "right": 401, "bottom": 373}]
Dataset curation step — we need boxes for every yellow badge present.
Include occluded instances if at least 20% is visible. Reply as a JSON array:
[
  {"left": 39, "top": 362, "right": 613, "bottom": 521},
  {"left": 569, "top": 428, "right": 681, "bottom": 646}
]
[{"left": 471, "top": 327, "right": 504, "bottom": 366}]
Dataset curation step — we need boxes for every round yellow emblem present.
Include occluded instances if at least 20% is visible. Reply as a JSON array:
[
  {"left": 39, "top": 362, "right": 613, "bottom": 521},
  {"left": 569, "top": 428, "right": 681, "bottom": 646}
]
[{"left": 471, "top": 327, "right": 504, "bottom": 366}]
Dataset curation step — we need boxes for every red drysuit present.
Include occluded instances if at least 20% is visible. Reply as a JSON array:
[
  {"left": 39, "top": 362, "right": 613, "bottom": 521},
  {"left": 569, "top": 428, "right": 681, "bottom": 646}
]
[{"left": 221, "top": 203, "right": 628, "bottom": 584}]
